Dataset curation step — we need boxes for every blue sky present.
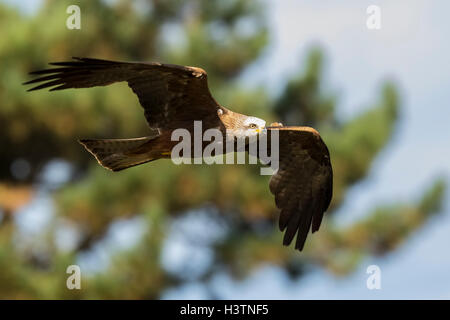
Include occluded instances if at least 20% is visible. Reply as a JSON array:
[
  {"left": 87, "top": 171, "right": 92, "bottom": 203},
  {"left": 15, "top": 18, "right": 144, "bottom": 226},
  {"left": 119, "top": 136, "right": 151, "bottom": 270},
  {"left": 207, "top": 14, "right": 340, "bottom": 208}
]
[{"left": 4, "top": 0, "right": 450, "bottom": 299}]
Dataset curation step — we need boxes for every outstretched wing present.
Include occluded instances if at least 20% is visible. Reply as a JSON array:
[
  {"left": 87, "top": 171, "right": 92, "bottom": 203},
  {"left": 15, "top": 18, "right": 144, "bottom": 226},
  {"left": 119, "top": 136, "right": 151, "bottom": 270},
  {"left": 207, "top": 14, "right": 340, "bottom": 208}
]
[
  {"left": 266, "top": 126, "right": 333, "bottom": 251},
  {"left": 24, "top": 57, "right": 221, "bottom": 130}
]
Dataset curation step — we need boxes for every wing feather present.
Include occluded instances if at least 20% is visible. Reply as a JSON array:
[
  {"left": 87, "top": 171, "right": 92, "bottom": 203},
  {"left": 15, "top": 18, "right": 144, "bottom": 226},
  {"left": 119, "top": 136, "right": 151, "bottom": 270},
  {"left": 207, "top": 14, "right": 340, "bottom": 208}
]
[
  {"left": 266, "top": 126, "right": 333, "bottom": 251},
  {"left": 24, "top": 57, "right": 220, "bottom": 130}
]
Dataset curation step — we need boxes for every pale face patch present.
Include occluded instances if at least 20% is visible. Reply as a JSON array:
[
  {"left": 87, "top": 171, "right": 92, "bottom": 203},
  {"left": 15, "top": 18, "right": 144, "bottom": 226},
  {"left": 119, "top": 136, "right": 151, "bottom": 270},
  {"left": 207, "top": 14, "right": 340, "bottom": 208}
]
[
  {"left": 242, "top": 116, "right": 266, "bottom": 137},
  {"left": 226, "top": 117, "right": 265, "bottom": 139},
  {"left": 243, "top": 116, "right": 266, "bottom": 129}
]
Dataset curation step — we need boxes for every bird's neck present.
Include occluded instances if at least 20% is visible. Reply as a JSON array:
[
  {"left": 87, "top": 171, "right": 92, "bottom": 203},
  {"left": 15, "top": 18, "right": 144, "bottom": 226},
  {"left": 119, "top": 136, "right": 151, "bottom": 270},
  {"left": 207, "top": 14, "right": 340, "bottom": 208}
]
[{"left": 218, "top": 108, "right": 250, "bottom": 130}]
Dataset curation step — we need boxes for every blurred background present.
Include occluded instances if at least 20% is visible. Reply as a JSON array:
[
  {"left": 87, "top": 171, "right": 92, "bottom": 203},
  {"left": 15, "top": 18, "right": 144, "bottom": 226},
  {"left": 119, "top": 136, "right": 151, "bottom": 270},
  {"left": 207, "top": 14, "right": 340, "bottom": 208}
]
[{"left": 0, "top": 0, "right": 449, "bottom": 299}]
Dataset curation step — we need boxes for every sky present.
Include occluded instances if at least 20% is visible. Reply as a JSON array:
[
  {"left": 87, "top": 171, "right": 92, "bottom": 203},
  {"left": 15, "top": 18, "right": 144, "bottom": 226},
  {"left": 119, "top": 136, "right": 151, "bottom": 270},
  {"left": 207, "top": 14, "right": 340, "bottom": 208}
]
[{"left": 4, "top": 0, "right": 450, "bottom": 299}]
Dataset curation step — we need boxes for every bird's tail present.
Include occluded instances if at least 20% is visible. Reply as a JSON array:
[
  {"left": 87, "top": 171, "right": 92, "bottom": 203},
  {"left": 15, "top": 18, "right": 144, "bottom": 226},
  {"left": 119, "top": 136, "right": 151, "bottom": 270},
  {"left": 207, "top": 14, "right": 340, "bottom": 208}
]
[{"left": 79, "top": 135, "right": 162, "bottom": 171}]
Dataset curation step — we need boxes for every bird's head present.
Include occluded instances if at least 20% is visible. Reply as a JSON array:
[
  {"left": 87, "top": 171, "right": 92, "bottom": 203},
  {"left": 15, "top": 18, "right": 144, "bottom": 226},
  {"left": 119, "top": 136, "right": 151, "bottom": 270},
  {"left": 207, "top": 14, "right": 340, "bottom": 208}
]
[
  {"left": 219, "top": 109, "right": 266, "bottom": 139},
  {"left": 242, "top": 116, "right": 266, "bottom": 137}
]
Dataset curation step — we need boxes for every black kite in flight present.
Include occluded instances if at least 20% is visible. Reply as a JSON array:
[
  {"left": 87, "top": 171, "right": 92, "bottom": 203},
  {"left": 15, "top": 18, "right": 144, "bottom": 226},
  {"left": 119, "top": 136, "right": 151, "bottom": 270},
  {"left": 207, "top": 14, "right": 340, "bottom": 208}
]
[{"left": 25, "top": 57, "right": 333, "bottom": 251}]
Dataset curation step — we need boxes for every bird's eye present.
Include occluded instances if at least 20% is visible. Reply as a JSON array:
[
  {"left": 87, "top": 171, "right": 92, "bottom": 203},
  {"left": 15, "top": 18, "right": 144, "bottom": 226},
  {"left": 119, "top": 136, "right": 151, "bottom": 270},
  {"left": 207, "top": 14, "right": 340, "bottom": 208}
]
[{"left": 249, "top": 123, "right": 257, "bottom": 129}]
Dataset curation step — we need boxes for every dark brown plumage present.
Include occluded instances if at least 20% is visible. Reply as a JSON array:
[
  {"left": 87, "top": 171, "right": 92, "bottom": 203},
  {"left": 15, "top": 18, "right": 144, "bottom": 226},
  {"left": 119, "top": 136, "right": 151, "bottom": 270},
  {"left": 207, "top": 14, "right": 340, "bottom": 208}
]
[
  {"left": 25, "top": 57, "right": 222, "bottom": 131},
  {"left": 267, "top": 126, "right": 332, "bottom": 251},
  {"left": 24, "top": 57, "right": 333, "bottom": 252}
]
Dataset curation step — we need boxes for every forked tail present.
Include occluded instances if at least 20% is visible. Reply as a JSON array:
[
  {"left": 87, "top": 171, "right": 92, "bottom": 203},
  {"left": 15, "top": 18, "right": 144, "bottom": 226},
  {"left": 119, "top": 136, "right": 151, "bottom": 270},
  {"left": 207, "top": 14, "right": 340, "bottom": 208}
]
[{"left": 79, "top": 136, "right": 160, "bottom": 171}]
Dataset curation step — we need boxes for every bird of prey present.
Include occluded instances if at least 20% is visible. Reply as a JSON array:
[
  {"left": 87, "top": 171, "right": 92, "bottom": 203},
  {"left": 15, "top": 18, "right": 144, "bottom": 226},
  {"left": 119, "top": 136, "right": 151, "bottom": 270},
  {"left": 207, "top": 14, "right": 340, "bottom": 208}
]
[{"left": 24, "top": 57, "right": 333, "bottom": 251}]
